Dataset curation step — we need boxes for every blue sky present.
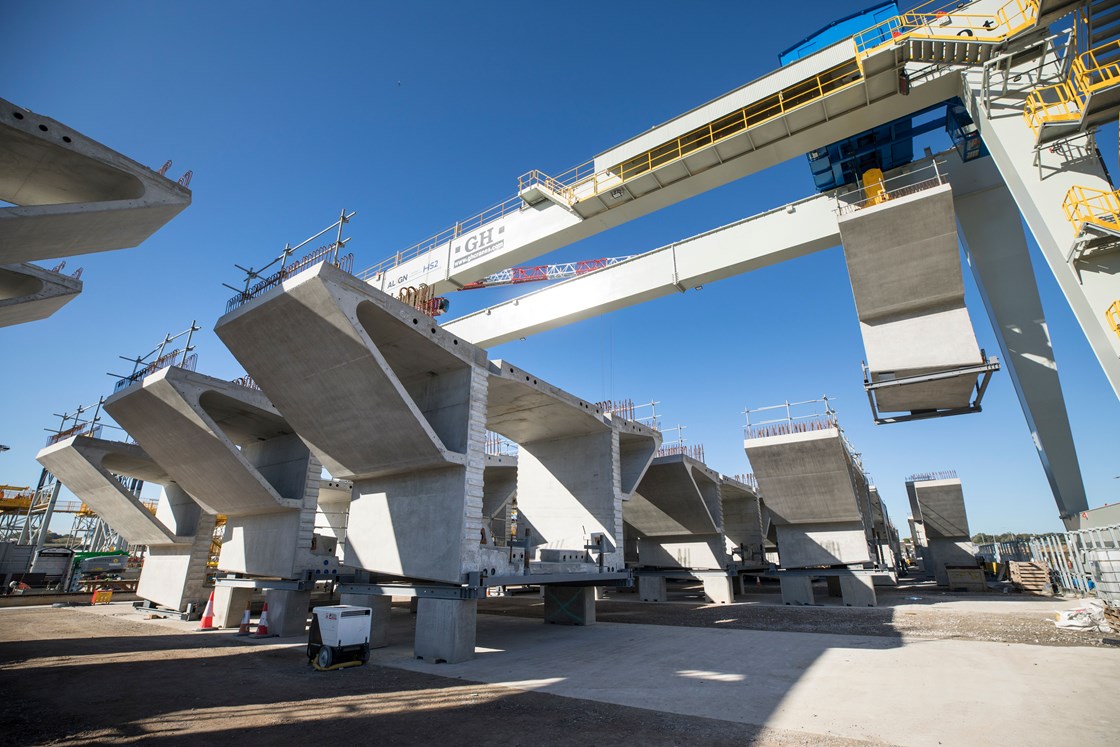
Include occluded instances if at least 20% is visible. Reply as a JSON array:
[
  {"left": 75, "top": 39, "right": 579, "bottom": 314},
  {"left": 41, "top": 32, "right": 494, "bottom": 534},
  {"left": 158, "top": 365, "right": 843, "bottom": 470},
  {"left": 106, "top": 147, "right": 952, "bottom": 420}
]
[{"left": 2, "top": 1, "right": 1117, "bottom": 535}]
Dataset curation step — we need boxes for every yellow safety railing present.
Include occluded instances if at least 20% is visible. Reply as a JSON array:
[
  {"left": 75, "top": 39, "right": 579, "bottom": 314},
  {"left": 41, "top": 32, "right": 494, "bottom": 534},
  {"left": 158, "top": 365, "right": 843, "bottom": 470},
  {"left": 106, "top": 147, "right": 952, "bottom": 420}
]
[
  {"left": 855, "top": 0, "right": 1039, "bottom": 58},
  {"left": 1024, "top": 39, "right": 1120, "bottom": 136},
  {"left": 565, "top": 60, "right": 863, "bottom": 200},
  {"left": 1061, "top": 185, "right": 1120, "bottom": 234},
  {"left": 1107, "top": 300, "right": 1120, "bottom": 339}
]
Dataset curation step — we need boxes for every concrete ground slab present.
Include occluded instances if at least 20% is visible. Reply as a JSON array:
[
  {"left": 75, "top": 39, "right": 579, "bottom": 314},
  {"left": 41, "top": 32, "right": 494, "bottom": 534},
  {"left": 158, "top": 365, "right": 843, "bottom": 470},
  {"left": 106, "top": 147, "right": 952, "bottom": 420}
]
[{"left": 370, "top": 611, "right": 1119, "bottom": 747}]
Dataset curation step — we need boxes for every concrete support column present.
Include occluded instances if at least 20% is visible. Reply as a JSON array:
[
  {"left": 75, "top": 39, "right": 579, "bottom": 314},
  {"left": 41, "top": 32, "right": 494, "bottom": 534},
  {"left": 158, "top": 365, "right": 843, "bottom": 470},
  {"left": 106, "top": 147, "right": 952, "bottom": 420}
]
[
  {"left": 415, "top": 598, "right": 477, "bottom": 664},
  {"left": 780, "top": 576, "right": 815, "bottom": 606},
  {"left": 638, "top": 575, "right": 667, "bottom": 602},
  {"left": 214, "top": 586, "right": 254, "bottom": 629},
  {"left": 263, "top": 589, "right": 311, "bottom": 637},
  {"left": 839, "top": 575, "right": 877, "bottom": 607},
  {"left": 340, "top": 593, "right": 393, "bottom": 649},
  {"left": 702, "top": 576, "right": 734, "bottom": 604},
  {"left": 543, "top": 586, "right": 596, "bottom": 625}
]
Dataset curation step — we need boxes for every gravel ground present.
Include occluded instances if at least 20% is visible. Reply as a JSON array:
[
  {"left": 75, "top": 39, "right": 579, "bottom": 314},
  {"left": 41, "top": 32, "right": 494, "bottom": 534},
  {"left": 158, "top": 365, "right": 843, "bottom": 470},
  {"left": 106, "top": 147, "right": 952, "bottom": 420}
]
[{"left": 478, "top": 580, "right": 1116, "bottom": 648}]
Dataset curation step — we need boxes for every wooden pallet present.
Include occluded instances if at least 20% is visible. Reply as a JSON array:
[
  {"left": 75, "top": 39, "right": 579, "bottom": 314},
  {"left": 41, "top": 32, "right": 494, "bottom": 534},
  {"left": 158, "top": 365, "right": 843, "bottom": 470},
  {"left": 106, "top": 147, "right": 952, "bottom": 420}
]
[{"left": 1009, "top": 561, "right": 1051, "bottom": 594}]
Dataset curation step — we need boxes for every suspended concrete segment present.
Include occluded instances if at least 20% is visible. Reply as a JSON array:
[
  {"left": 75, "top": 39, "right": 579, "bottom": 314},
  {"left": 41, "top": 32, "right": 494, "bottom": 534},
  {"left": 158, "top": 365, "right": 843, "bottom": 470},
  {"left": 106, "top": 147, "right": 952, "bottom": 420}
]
[
  {"left": 905, "top": 475, "right": 975, "bottom": 586},
  {"left": 720, "top": 475, "right": 767, "bottom": 566},
  {"left": 0, "top": 98, "right": 191, "bottom": 265},
  {"left": 35, "top": 435, "right": 215, "bottom": 611},
  {"left": 103, "top": 365, "right": 340, "bottom": 582},
  {"left": 838, "top": 181, "right": 997, "bottom": 420},
  {"left": 744, "top": 425, "right": 873, "bottom": 569},
  {"left": 0, "top": 263, "right": 81, "bottom": 327}
]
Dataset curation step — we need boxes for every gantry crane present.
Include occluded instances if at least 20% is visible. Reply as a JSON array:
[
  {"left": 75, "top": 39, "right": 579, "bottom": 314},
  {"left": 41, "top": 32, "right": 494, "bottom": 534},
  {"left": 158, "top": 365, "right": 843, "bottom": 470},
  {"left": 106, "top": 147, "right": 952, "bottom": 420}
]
[{"left": 346, "top": 0, "right": 1120, "bottom": 529}]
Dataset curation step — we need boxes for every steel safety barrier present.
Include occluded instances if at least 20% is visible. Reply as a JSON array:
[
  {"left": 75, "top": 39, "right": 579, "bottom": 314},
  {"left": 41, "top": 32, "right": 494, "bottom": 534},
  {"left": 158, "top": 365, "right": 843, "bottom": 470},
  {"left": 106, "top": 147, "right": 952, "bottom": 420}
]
[
  {"left": 1024, "top": 39, "right": 1120, "bottom": 136},
  {"left": 1107, "top": 299, "right": 1120, "bottom": 339},
  {"left": 854, "top": 0, "right": 1040, "bottom": 58},
  {"left": 1061, "top": 184, "right": 1120, "bottom": 234}
]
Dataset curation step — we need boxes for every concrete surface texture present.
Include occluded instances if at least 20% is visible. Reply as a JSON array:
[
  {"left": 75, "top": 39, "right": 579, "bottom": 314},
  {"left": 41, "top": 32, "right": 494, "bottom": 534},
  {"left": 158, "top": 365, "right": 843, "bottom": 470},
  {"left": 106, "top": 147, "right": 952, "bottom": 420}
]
[
  {"left": 907, "top": 478, "right": 970, "bottom": 539},
  {"left": 0, "top": 262, "right": 81, "bottom": 327},
  {"left": 35, "top": 435, "right": 215, "bottom": 610},
  {"left": 720, "top": 477, "right": 766, "bottom": 564},
  {"left": 744, "top": 427, "right": 874, "bottom": 568},
  {"left": 625, "top": 454, "right": 727, "bottom": 570},
  {"left": 839, "top": 184, "right": 985, "bottom": 412},
  {"left": 481, "top": 454, "right": 517, "bottom": 543},
  {"left": 488, "top": 359, "right": 660, "bottom": 573},
  {"left": 0, "top": 97, "right": 191, "bottom": 265},
  {"left": 104, "top": 365, "right": 341, "bottom": 580},
  {"left": 369, "top": 611, "right": 1118, "bottom": 747}
]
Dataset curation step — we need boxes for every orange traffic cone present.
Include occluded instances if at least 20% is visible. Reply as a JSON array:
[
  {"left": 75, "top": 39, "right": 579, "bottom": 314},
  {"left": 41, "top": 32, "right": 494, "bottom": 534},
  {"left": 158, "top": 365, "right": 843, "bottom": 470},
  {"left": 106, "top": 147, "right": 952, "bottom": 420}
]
[
  {"left": 253, "top": 601, "right": 272, "bottom": 637},
  {"left": 236, "top": 602, "right": 252, "bottom": 636},
  {"left": 196, "top": 591, "right": 217, "bottom": 631}
]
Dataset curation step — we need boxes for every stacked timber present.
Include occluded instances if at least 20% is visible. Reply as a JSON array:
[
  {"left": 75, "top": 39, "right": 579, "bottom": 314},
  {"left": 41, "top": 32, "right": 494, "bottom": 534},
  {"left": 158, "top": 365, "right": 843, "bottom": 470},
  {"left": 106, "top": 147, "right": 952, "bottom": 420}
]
[{"left": 1009, "top": 561, "right": 1052, "bottom": 595}]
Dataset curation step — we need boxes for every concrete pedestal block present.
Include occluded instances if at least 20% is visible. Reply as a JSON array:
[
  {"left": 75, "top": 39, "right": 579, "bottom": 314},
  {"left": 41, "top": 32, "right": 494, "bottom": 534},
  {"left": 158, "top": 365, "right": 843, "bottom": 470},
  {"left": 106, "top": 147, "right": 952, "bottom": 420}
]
[
  {"left": 826, "top": 576, "right": 843, "bottom": 598},
  {"left": 415, "top": 598, "right": 477, "bottom": 664},
  {"left": 638, "top": 575, "right": 667, "bottom": 602},
  {"left": 702, "top": 576, "right": 734, "bottom": 604},
  {"left": 263, "top": 589, "right": 311, "bottom": 637},
  {"left": 780, "top": 576, "right": 815, "bottom": 606},
  {"left": 544, "top": 586, "right": 596, "bottom": 625},
  {"left": 214, "top": 586, "right": 254, "bottom": 629},
  {"left": 839, "top": 575, "right": 877, "bottom": 607},
  {"left": 340, "top": 593, "right": 392, "bottom": 649}
]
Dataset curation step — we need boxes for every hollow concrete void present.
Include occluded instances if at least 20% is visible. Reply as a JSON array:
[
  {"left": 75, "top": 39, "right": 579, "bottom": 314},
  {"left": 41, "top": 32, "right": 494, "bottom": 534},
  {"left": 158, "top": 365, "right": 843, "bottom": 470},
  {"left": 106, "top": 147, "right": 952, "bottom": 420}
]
[
  {"left": 0, "top": 262, "right": 81, "bottom": 327},
  {"left": 36, "top": 435, "right": 215, "bottom": 612},
  {"left": 104, "top": 366, "right": 346, "bottom": 585},
  {"left": 744, "top": 426, "right": 875, "bottom": 570},
  {"left": 906, "top": 476, "right": 975, "bottom": 586},
  {"left": 215, "top": 261, "right": 659, "bottom": 661}
]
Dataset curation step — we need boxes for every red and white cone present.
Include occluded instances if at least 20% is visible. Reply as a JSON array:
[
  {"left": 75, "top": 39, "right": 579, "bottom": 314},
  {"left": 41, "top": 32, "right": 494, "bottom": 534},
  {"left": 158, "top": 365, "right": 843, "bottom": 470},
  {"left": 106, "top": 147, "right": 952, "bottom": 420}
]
[
  {"left": 253, "top": 602, "right": 272, "bottom": 637},
  {"left": 196, "top": 591, "right": 217, "bottom": 631},
  {"left": 236, "top": 602, "right": 252, "bottom": 636}
]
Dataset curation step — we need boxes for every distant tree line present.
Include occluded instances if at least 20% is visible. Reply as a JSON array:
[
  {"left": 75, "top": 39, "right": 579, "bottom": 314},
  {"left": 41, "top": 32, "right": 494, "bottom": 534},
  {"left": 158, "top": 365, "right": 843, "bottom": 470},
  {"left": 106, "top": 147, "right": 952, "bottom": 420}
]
[{"left": 970, "top": 532, "right": 1041, "bottom": 544}]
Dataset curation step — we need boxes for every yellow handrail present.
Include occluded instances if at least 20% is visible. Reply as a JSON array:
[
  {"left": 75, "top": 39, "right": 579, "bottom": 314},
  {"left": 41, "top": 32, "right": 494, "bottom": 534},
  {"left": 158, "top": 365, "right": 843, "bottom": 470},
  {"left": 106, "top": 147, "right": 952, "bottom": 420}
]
[
  {"left": 855, "top": 0, "right": 1040, "bottom": 58},
  {"left": 1024, "top": 39, "right": 1120, "bottom": 135},
  {"left": 1107, "top": 300, "right": 1120, "bottom": 339},
  {"left": 1061, "top": 185, "right": 1120, "bottom": 234}
]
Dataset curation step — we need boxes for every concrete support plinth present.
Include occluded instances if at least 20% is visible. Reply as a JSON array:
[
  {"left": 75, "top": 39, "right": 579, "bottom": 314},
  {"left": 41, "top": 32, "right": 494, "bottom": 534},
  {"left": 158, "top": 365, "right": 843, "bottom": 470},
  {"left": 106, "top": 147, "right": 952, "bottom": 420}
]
[
  {"left": 839, "top": 575, "right": 877, "bottom": 607},
  {"left": 638, "top": 575, "right": 667, "bottom": 602},
  {"left": 415, "top": 598, "right": 477, "bottom": 664},
  {"left": 340, "top": 593, "right": 392, "bottom": 649},
  {"left": 544, "top": 586, "right": 596, "bottom": 625},
  {"left": 780, "top": 576, "right": 815, "bottom": 606},
  {"left": 263, "top": 589, "right": 311, "bottom": 637},
  {"left": 702, "top": 576, "right": 734, "bottom": 604},
  {"left": 214, "top": 586, "right": 253, "bottom": 629}
]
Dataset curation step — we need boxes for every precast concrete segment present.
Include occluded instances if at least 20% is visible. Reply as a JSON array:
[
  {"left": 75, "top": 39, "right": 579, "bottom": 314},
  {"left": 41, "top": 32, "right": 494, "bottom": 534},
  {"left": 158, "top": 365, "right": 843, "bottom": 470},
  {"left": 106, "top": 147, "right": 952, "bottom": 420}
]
[
  {"left": 838, "top": 184, "right": 985, "bottom": 412},
  {"left": 719, "top": 478, "right": 765, "bottom": 563},
  {"left": 744, "top": 428, "right": 865, "bottom": 526},
  {"left": 215, "top": 261, "right": 484, "bottom": 481},
  {"left": 36, "top": 435, "right": 180, "bottom": 546},
  {"left": 0, "top": 262, "right": 81, "bottom": 327},
  {"left": 487, "top": 359, "right": 660, "bottom": 572},
  {"left": 0, "top": 99, "right": 190, "bottom": 264},
  {"left": 104, "top": 366, "right": 303, "bottom": 517},
  {"left": 628, "top": 455, "right": 722, "bottom": 536},
  {"left": 960, "top": 69, "right": 1120, "bottom": 402},
  {"left": 905, "top": 478, "right": 970, "bottom": 539}
]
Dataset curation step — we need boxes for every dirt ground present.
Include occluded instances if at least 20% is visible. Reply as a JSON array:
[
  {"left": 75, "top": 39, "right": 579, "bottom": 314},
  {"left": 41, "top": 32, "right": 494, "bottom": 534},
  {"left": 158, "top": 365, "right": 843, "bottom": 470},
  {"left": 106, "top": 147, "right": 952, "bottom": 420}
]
[{"left": 0, "top": 582, "right": 1110, "bottom": 746}]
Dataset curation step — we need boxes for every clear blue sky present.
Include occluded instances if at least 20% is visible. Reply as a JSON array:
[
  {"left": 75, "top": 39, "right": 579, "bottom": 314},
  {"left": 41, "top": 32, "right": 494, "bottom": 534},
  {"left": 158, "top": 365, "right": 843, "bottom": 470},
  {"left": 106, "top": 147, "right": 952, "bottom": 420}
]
[{"left": 2, "top": 1, "right": 1117, "bottom": 535}]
